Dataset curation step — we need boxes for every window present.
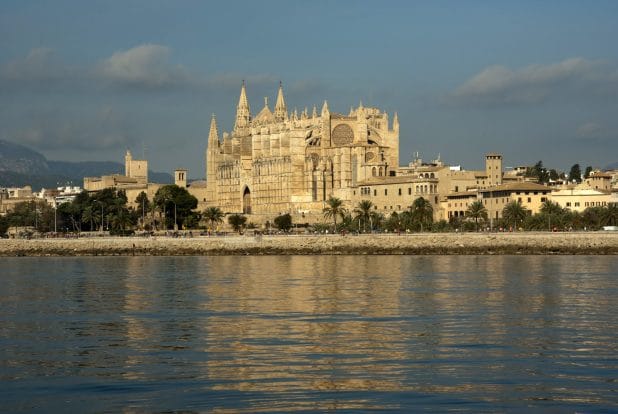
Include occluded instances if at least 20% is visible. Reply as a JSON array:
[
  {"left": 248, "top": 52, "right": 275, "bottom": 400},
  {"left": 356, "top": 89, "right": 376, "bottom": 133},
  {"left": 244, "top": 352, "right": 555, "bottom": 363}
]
[
  {"left": 575, "top": 202, "right": 580, "bottom": 207},
  {"left": 374, "top": 189, "right": 377, "bottom": 196},
  {"left": 518, "top": 197, "right": 522, "bottom": 203},
  {"left": 541, "top": 197, "right": 547, "bottom": 202},
  {"left": 384, "top": 189, "right": 388, "bottom": 196},
  {"left": 408, "top": 188, "right": 411, "bottom": 195},
  {"left": 527, "top": 197, "right": 531, "bottom": 203},
  {"left": 398, "top": 188, "right": 402, "bottom": 196},
  {"left": 566, "top": 202, "right": 571, "bottom": 207}
]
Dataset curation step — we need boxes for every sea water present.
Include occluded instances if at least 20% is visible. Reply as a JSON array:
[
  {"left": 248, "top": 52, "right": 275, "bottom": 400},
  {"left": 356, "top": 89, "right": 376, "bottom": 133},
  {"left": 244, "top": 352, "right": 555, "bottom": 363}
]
[{"left": 1, "top": 256, "right": 617, "bottom": 412}]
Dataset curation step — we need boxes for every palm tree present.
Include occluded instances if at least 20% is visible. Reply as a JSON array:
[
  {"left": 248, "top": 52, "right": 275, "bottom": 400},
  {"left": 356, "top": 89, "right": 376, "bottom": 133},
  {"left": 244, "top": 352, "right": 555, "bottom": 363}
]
[
  {"left": 370, "top": 211, "right": 385, "bottom": 232},
  {"left": 410, "top": 197, "right": 433, "bottom": 232},
  {"left": 540, "top": 200, "right": 563, "bottom": 231},
  {"left": 353, "top": 200, "right": 373, "bottom": 232},
  {"left": 111, "top": 208, "right": 133, "bottom": 235},
  {"left": 81, "top": 205, "right": 95, "bottom": 231},
  {"left": 466, "top": 200, "right": 488, "bottom": 230},
  {"left": 502, "top": 200, "right": 528, "bottom": 230},
  {"left": 323, "top": 196, "right": 347, "bottom": 232},
  {"left": 203, "top": 206, "right": 224, "bottom": 231},
  {"left": 540, "top": 200, "right": 563, "bottom": 215},
  {"left": 601, "top": 204, "right": 618, "bottom": 226},
  {"left": 228, "top": 214, "right": 247, "bottom": 233}
]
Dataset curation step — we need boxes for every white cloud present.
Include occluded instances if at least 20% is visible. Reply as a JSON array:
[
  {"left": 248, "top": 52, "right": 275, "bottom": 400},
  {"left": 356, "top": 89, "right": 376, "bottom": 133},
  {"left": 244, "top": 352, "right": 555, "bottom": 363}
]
[
  {"left": 98, "top": 44, "right": 190, "bottom": 89},
  {"left": 0, "top": 48, "right": 71, "bottom": 85},
  {"left": 449, "top": 58, "right": 618, "bottom": 106}
]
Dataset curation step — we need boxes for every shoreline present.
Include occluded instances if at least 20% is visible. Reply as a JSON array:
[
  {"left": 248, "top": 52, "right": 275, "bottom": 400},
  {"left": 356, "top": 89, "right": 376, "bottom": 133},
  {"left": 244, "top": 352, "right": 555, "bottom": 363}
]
[{"left": 2, "top": 232, "right": 618, "bottom": 256}]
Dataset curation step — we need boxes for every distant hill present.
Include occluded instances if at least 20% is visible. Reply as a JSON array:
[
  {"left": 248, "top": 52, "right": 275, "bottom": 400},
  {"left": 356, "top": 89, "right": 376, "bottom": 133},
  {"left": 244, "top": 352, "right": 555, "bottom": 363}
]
[
  {"left": 0, "top": 139, "right": 172, "bottom": 190},
  {"left": 604, "top": 161, "right": 618, "bottom": 170}
]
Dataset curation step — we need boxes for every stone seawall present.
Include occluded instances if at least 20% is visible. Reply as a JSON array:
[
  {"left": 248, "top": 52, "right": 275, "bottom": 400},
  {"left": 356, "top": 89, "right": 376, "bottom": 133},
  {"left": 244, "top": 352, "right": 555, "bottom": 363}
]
[{"left": 1, "top": 232, "right": 618, "bottom": 256}]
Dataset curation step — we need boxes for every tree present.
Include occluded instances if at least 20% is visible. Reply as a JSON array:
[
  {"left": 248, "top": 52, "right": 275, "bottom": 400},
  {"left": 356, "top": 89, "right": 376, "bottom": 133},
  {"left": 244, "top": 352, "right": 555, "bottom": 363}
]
[
  {"left": 0, "top": 215, "right": 8, "bottom": 236},
  {"left": 203, "top": 206, "right": 224, "bottom": 231},
  {"left": 601, "top": 204, "right": 618, "bottom": 226},
  {"left": 582, "top": 206, "right": 604, "bottom": 230},
  {"left": 154, "top": 185, "right": 198, "bottom": 230},
  {"left": 273, "top": 213, "right": 292, "bottom": 232},
  {"left": 135, "top": 191, "right": 150, "bottom": 229},
  {"left": 353, "top": 200, "right": 374, "bottom": 232},
  {"left": 568, "top": 164, "right": 582, "bottom": 183},
  {"left": 502, "top": 201, "right": 528, "bottom": 230},
  {"left": 323, "top": 196, "right": 347, "bottom": 231},
  {"left": 466, "top": 200, "right": 488, "bottom": 230},
  {"left": 410, "top": 197, "right": 433, "bottom": 232},
  {"left": 81, "top": 205, "right": 96, "bottom": 231},
  {"left": 525, "top": 161, "right": 550, "bottom": 184},
  {"left": 584, "top": 166, "right": 593, "bottom": 179},
  {"left": 540, "top": 200, "right": 563, "bottom": 216},
  {"left": 549, "top": 169, "right": 560, "bottom": 181},
  {"left": 540, "top": 200, "right": 564, "bottom": 231},
  {"left": 228, "top": 214, "right": 247, "bottom": 233},
  {"left": 110, "top": 207, "right": 133, "bottom": 236}
]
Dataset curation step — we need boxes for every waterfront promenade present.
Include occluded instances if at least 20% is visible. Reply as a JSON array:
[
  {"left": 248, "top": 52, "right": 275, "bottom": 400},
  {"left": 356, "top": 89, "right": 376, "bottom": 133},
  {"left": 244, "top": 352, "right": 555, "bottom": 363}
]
[{"left": 1, "top": 232, "right": 618, "bottom": 256}]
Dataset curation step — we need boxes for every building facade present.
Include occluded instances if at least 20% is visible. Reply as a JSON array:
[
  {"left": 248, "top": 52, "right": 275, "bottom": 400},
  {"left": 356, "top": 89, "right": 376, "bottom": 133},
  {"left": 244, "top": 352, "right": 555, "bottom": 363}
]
[{"left": 205, "top": 82, "right": 400, "bottom": 222}]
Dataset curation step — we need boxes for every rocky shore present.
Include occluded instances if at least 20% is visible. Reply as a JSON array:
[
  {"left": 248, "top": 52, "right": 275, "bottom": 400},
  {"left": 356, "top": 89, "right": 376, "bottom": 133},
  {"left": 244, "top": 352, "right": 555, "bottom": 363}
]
[{"left": 1, "top": 232, "right": 618, "bottom": 256}]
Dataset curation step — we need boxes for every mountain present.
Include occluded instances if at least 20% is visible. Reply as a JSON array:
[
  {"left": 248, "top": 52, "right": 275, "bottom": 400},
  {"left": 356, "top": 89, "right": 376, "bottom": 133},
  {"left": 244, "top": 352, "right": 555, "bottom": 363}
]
[
  {"left": 0, "top": 140, "right": 49, "bottom": 175},
  {"left": 0, "top": 139, "right": 172, "bottom": 190},
  {"left": 604, "top": 161, "right": 618, "bottom": 170}
]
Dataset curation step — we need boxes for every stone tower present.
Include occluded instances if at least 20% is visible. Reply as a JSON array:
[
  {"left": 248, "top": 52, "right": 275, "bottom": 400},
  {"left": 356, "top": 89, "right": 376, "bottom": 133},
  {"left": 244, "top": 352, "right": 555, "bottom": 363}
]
[
  {"left": 175, "top": 168, "right": 187, "bottom": 188},
  {"left": 485, "top": 153, "right": 503, "bottom": 187}
]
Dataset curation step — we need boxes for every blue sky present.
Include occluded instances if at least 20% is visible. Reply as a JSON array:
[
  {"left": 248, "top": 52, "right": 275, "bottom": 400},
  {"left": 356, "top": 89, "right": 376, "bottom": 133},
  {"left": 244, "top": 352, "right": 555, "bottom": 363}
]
[{"left": 1, "top": 0, "right": 617, "bottom": 177}]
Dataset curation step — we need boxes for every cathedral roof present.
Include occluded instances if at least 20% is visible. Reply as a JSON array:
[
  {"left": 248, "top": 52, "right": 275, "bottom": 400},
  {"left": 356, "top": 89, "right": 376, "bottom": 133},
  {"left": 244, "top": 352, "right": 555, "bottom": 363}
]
[{"left": 253, "top": 105, "right": 275, "bottom": 124}]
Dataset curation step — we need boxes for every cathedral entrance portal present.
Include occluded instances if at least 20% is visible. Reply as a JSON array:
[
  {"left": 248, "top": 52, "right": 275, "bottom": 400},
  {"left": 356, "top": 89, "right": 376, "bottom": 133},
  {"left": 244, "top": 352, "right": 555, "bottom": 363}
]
[{"left": 242, "top": 186, "right": 252, "bottom": 214}]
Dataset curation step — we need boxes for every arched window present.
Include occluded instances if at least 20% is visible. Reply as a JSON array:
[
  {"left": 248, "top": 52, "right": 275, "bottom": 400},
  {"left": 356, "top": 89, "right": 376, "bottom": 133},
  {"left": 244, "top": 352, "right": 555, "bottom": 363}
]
[
  {"left": 372, "top": 167, "right": 377, "bottom": 176},
  {"left": 379, "top": 167, "right": 383, "bottom": 176}
]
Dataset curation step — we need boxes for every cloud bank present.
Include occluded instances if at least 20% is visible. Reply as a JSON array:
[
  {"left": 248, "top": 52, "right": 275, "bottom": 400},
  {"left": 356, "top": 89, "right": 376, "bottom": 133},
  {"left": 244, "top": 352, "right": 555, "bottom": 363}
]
[
  {"left": 97, "top": 44, "right": 191, "bottom": 89},
  {"left": 449, "top": 58, "right": 618, "bottom": 106}
]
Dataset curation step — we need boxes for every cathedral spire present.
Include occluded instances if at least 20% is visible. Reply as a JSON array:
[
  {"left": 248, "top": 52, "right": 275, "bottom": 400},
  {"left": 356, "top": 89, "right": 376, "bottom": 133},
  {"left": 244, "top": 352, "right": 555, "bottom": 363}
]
[
  {"left": 321, "top": 100, "right": 329, "bottom": 117},
  {"left": 393, "top": 112, "right": 399, "bottom": 132},
  {"left": 274, "top": 81, "right": 288, "bottom": 122},
  {"left": 208, "top": 114, "right": 219, "bottom": 145},
  {"left": 234, "top": 80, "right": 251, "bottom": 131}
]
